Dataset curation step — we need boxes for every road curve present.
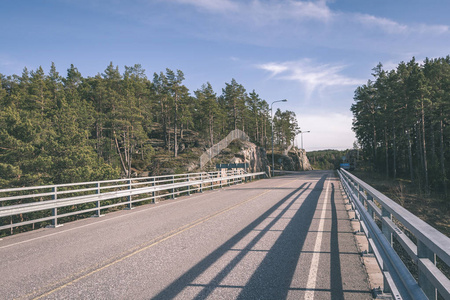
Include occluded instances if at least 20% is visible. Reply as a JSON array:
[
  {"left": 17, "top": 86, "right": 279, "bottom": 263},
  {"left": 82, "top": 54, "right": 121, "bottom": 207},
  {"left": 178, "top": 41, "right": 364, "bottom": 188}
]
[{"left": 0, "top": 170, "right": 372, "bottom": 299}]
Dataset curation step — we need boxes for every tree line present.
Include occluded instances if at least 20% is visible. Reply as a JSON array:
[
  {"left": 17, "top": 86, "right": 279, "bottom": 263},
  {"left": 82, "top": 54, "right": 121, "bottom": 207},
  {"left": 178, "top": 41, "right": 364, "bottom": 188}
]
[
  {"left": 308, "top": 150, "right": 348, "bottom": 170},
  {"left": 351, "top": 56, "right": 450, "bottom": 197},
  {"left": 0, "top": 62, "right": 299, "bottom": 188}
]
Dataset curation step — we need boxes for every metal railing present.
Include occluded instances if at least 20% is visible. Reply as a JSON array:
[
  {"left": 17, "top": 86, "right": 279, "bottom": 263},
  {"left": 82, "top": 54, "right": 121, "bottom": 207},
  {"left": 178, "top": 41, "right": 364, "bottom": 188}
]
[
  {"left": 339, "top": 169, "right": 450, "bottom": 300},
  {"left": 0, "top": 170, "right": 265, "bottom": 234},
  {"left": 199, "top": 129, "right": 249, "bottom": 168}
]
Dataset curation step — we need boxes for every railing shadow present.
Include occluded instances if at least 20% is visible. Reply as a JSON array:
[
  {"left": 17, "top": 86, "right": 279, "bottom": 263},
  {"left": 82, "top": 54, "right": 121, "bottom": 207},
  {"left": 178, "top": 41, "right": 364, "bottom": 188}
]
[
  {"left": 152, "top": 175, "right": 328, "bottom": 300},
  {"left": 330, "top": 182, "right": 344, "bottom": 299}
]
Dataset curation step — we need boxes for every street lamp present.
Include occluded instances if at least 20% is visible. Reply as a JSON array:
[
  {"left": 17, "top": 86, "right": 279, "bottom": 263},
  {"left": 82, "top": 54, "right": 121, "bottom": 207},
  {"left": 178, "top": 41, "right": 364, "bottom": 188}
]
[
  {"left": 271, "top": 99, "right": 287, "bottom": 177},
  {"left": 299, "top": 130, "right": 310, "bottom": 150}
]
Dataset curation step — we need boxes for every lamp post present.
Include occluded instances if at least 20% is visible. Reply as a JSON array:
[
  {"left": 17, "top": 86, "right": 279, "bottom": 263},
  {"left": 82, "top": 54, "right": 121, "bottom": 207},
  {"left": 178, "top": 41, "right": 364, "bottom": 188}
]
[
  {"left": 299, "top": 130, "right": 310, "bottom": 150},
  {"left": 271, "top": 99, "right": 287, "bottom": 177}
]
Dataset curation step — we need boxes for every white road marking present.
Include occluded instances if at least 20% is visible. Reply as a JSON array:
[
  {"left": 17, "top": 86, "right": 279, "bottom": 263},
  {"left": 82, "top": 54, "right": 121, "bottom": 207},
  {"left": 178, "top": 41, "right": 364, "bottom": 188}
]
[{"left": 304, "top": 178, "right": 330, "bottom": 300}]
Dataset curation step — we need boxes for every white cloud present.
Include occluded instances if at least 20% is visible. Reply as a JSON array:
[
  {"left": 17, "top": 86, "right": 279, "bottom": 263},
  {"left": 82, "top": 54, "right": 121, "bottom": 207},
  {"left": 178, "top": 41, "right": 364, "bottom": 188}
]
[
  {"left": 169, "top": 0, "right": 449, "bottom": 36},
  {"left": 172, "top": 0, "right": 448, "bottom": 37},
  {"left": 257, "top": 59, "right": 363, "bottom": 98},
  {"left": 259, "top": 63, "right": 289, "bottom": 76},
  {"left": 415, "top": 23, "right": 449, "bottom": 35},
  {"left": 170, "top": 0, "right": 333, "bottom": 23},
  {"left": 171, "top": 0, "right": 239, "bottom": 12},
  {"left": 354, "top": 13, "right": 449, "bottom": 35},
  {"left": 249, "top": 0, "right": 333, "bottom": 23},
  {"left": 354, "top": 14, "right": 408, "bottom": 34}
]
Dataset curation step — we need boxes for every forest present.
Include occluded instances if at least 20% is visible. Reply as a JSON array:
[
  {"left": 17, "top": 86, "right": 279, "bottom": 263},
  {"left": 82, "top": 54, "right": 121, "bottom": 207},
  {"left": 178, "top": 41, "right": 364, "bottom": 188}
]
[
  {"left": 308, "top": 149, "right": 352, "bottom": 170},
  {"left": 351, "top": 56, "right": 450, "bottom": 198},
  {"left": 0, "top": 62, "right": 300, "bottom": 188}
]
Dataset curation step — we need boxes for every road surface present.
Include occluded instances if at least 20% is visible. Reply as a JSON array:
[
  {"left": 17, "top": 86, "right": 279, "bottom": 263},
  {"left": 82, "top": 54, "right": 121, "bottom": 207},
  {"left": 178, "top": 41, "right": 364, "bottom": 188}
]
[{"left": 0, "top": 170, "right": 372, "bottom": 299}]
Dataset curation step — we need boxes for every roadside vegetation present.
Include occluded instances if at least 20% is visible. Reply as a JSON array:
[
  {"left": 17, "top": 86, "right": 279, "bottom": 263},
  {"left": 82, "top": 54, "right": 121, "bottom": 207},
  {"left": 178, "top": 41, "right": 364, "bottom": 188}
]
[
  {"left": 350, "top": 56, "right": 450, "bottom": 237},
  {"left": 0, "top": 63, "right": 300, "bottom": 188},
  {"left": 351, "top": 56, "right": 450, "bottom": 199},
  {"left": 308, "top": 149, "right": 351, "bottom": 170},
  {"left": 351, "top": 165, "right": 449, "bottom": 238}
]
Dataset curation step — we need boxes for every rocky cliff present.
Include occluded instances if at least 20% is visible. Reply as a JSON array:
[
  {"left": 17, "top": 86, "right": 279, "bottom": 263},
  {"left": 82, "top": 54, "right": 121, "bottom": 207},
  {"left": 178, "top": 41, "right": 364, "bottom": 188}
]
[
  {"left": 198, "top": 139, "right": 312, "bottom": 175},
  {"left": 290, "top": 148, "right": 313, "bottom": 171},
  {"left": 229, "top": 140, "right": 270, "bottom": 175},
  {"left": 273, "top": 148, "right": 313, "bottom": 171}
]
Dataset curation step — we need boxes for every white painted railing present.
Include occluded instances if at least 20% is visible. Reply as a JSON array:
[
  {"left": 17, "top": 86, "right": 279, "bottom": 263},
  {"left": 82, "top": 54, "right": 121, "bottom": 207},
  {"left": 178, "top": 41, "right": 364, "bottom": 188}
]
[
  {"left": 339, "top": 169, "right": 450, "bottom": 300},
  {"left": 0, "top": 170, "right": 265, "bottom": 233}
]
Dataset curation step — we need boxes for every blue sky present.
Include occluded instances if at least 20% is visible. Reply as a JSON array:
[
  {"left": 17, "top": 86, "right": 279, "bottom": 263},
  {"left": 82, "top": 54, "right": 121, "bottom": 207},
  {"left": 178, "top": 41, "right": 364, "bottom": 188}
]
[{"left": 1, "top": 0, "right": 450, "bottom": 151}]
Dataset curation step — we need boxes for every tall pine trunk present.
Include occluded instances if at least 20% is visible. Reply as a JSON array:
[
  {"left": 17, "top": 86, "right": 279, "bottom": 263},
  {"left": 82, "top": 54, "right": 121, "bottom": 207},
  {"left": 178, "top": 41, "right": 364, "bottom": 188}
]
[
  {"left": 421, "top": 101, "right": 429, "bottom": 193},
  {"left": 440, "top": 117, "right": 447, "bottom": 195},
  {"left": 161, "top": 99, "right": 168, "bottom": 148},
  {"left": 114, "top": 130, "right": 128, "bottom": 176},
  {"left": 384, "top": 123, "right": 389, "bottom": 178},
  {"left": 372, "top": 120, "right": 377, "bottom": 172},
  {"left": 174, "top": 101, "right": 178, "bottom": 157},
  {"left": 407, "top": 128, "right": 414, "bottom": 182},
  {"left": 392, "top": 123, "right": 397, "bottom": 179}
]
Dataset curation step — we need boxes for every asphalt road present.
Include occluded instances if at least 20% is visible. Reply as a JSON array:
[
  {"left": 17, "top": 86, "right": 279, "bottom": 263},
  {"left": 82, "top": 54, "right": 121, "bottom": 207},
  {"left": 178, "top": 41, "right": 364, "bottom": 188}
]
[{"left": 0, "top": 170, "right": 372, "bottom": 299}]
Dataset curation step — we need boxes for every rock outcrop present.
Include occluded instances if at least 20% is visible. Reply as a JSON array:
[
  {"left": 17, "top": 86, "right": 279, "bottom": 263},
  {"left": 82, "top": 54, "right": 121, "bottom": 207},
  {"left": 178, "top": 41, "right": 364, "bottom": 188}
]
[
  {"left": 290, "top": 148, "right": 313, "bottom": 171},
  {"left": 228, "top": 140, "right": 270, "bottom": 175},
  {"left": 274, "top": 148, "right": 313, "bottom": 171},
  {"left": 199, "top": 137, "right": 311, "bottom": 175}
]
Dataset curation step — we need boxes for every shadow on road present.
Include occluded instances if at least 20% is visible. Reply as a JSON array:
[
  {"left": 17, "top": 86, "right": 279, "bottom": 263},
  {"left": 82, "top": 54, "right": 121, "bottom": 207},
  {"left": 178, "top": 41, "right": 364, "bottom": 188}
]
[
  {"left": 330, "top": 183, "right": 344, "bottom": 299},
  {"left": 233, "top": 175, "right": 326, "bottom": 299},
  {"left": 152, "top": 175, "right": 328, "bottom": 300}
]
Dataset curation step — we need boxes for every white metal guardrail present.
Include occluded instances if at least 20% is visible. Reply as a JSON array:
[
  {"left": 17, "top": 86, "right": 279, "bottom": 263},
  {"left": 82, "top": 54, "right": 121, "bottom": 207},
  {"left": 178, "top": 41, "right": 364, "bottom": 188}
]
[
  {"left": 0, "top": 170, "right": 265, "bottom": 233},
  {"left": 339, "top": 169, "right": 450, "bottom": 300}
]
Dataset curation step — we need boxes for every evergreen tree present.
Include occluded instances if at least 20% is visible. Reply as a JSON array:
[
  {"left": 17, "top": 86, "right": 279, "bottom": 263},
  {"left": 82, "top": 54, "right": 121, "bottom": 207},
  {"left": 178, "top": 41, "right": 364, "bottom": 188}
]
[
  {"left": 352, "top": 56, "right": 450, "bottom": 197},
  {"left": 220, "top": 79, "right": 247, "bottom": 132},
  {"left": 194, "top": 82, "right": 219, "bottom": 147}
]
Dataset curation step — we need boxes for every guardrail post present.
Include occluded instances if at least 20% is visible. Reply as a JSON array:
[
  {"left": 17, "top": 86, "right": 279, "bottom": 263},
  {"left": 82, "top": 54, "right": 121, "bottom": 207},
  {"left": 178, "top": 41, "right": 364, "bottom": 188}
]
[
  {"left": 94, "top": 182, "right": 102, "bottom": 217},
  {"left": 347, "top": 175, "right": 356, "bottom": 212},
  {"left": 380, "top": 205, "right": 393, "bottom": 294},
  {"left": 187, "top": 174, "right": 191, "bottom": 196},
  {"left": 126, "top": 180, "right": 133, "bottom": 210},
  {"left": 358, "top": 186, "right": 365, "bottom": 232},
  {"left": 367, "top": 194, "right": 374, "bottom": 218},
  {"left": 152, "top": 177, "right": 156, "bottom": 203},
  {"left": 381, "top": 207, "right": 393, "bottom": 246},
  {"left": 172, "top": 175, "right": 176, "bottom": 199},
  {"left": 417, "top": 240, "right": 437, "bottom": 300},
  {"left": 200, "top": 173, "right": 203, "bottom": 193},
  {"left": 211, "top": 173, "right": 214, "bottom": 191},
  {"left": 50, "top": 187, "right": 61, "bottom": 228},
  {"left": 380, "top": 204, "right": 394, "bottom": 293},
  {"left": 352, "top": 179, "right": 357, "bottom": 196},
  {"left": 358, "top": 185, "right": 364, "bottom": 204},
  {"left": 366, "top": 194, "right": 374, "bottom": 254}
]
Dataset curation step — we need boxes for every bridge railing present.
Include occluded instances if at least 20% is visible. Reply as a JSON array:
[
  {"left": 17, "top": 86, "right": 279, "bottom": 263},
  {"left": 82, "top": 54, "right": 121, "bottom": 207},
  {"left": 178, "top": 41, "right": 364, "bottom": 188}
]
[
  {"left": 0, "top": 170, "right": 265, "bottom": 234},
  {"left": 339, "top": 169, "right": 450, "bottom": 300}
]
